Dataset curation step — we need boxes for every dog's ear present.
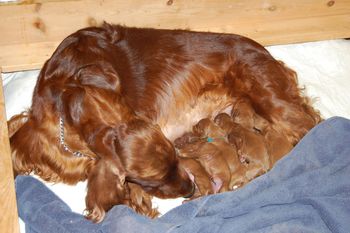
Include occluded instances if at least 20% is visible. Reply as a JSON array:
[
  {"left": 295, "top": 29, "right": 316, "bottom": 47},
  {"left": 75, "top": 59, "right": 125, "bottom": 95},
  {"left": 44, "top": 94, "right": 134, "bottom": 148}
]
[
  {"left": 101, "top": 22, "right": 123, "bottom": 44},
  {"left": 77, "top": 64, "right": 121, "bottom": 92}
]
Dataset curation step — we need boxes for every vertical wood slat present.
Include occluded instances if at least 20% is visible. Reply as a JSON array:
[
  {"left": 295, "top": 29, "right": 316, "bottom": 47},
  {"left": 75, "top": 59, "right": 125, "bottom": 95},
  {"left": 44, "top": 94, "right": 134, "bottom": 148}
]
[{"left": 0, "top": 68, "right": 20, "bottom": 233}]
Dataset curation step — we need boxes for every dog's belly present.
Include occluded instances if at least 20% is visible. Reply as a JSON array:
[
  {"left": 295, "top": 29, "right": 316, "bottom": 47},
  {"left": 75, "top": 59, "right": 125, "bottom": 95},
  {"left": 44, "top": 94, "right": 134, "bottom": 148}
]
[{"left": 159, "top": 96, "right": 233, "bottom": 141}]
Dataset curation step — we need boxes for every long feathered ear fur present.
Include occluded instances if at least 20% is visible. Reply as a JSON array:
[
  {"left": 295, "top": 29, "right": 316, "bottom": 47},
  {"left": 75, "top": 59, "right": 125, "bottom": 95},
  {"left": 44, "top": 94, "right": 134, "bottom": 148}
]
[{"left": 9, "top": 110, "right": 94, "bottom": 184}]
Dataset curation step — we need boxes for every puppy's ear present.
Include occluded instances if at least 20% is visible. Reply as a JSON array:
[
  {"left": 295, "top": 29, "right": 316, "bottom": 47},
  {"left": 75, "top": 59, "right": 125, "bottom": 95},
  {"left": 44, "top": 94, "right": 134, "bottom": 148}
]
[{"left": 192, "top": 124, "right": 205, "bottom": 137}]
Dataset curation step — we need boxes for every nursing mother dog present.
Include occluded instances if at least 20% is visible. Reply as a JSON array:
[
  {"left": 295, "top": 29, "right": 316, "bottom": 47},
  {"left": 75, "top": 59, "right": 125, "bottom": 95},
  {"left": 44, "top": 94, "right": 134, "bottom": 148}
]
[{"left": 9, "top": 22, "right": 321, "bottom": 222}]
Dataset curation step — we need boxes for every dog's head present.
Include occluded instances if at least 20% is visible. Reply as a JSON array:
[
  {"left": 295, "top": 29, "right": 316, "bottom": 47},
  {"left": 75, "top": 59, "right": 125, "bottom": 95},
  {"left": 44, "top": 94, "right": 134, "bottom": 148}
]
[{"left": 116, "top": 119, "right": 195, "bottom": 199}]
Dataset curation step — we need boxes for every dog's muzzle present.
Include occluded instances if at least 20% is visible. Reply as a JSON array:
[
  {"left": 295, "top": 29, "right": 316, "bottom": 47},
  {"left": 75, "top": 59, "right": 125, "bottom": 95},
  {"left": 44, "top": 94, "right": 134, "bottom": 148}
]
[{"left": 183, "top": 181, "right": 196, "bottom": 198}]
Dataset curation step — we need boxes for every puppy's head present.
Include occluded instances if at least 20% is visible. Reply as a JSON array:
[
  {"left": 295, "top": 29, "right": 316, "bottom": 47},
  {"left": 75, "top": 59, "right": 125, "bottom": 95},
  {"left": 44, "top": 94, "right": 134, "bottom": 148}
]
[
  {"left": 174, "top": 132, "right": 201, "bottom": 149},
  {"left": 193, "top": 118, "right": 226, "bottom": 138},
  {"left": 213, "top": 113, "right": 234, "bottom": 134},
  {"left": 228, "top": 127, "right": 270, "bottom": 179},
  {"left": 116, "top": 119, "right": 195, "bottom": 199},
  {"left": 192, "top": 118, "right": 212, "bottom": 137},
  {"left": 231, "top": 98, "right": 269, "bottom": 133}
]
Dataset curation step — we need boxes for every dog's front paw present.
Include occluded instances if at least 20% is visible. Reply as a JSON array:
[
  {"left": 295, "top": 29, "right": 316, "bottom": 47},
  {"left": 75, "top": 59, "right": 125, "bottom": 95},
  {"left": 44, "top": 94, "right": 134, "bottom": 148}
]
[{"left": 84, "top": 205, "right": 106, "bottom": 223}]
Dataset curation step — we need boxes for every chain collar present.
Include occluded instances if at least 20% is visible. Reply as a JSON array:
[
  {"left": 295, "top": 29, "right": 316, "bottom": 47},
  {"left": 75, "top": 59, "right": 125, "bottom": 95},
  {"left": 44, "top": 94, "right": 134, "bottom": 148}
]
[{"left": 59, "top": 117, "right": 94, "bottom": 159}]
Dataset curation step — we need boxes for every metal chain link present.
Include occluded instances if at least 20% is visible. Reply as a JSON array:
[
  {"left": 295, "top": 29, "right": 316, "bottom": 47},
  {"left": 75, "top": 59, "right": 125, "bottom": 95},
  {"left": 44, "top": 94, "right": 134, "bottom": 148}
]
[{"left": 59, "top": 117, "right": 90, "bottom": 159}]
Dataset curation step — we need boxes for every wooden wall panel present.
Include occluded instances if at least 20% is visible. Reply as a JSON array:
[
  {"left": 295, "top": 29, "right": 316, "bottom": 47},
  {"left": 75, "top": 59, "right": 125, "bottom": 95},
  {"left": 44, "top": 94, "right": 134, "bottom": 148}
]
[
  {"left": 0, "top": 69, "right": 20, "bottom": 233},
  {"left": 0, "top": 0, "right": 349, "bottom": 72}
]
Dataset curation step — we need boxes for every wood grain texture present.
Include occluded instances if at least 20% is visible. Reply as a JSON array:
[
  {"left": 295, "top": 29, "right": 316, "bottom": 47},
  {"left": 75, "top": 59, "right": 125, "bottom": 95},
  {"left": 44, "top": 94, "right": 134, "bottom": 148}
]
[
  {"left": 0, "top": 0, "right": 349, "bottom": 72},
  {"left": 0, "top": 69, "right": 20, "bottom": 233}
]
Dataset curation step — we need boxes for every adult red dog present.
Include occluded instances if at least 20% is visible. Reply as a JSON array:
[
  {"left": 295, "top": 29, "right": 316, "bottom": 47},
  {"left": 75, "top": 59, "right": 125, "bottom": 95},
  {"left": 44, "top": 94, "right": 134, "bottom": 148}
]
[{"left": 9, "top": 23, "right": 320, "bottom": 222}]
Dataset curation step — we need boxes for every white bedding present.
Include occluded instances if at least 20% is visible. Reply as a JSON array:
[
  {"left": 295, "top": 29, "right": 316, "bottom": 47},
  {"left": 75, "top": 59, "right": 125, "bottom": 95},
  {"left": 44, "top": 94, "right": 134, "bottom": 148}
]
[{"left": 2, "top": 39, "right": 350, "bottom": 232}]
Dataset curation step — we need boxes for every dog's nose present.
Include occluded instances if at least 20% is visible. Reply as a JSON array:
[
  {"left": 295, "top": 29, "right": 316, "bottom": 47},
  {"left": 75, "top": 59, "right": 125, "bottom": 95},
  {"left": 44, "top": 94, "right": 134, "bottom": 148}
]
[{"left": 183, "top": 181, "right": 196, "bottom": 198}]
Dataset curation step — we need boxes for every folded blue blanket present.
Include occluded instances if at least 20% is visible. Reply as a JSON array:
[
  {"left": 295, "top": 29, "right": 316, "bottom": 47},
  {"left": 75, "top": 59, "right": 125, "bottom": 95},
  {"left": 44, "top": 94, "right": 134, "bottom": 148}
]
[{"left": 15, "top": 116, "right": 350, "bottom": 233}]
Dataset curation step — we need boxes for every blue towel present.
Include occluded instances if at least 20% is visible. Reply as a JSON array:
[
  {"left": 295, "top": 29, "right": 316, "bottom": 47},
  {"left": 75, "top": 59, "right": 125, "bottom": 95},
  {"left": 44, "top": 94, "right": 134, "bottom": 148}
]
[{"left": 15, "top": 116, "right": 350, "bottom": 233}]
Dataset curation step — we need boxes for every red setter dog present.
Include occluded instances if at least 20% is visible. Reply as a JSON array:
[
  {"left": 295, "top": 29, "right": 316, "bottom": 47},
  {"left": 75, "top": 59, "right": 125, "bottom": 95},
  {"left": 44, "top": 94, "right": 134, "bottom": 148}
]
[{"left": 9, "top": 23, "right": 320, "bottom": 222}]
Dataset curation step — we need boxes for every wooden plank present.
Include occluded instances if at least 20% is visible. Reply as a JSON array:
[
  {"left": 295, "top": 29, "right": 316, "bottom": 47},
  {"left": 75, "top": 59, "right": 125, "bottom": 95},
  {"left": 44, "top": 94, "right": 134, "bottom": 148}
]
[
  {"left": 0, "top": 0, "right": 350, "bottom": 72},
  {"left": 0, "top": 68, "right": 20, "bottom": 233}
]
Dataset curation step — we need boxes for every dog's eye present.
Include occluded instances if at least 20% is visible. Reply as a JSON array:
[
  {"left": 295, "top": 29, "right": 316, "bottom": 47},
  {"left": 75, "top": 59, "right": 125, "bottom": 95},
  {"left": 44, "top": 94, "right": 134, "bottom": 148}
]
[{"left": 142, "top": 186, "right": 154, "bottom": 192}]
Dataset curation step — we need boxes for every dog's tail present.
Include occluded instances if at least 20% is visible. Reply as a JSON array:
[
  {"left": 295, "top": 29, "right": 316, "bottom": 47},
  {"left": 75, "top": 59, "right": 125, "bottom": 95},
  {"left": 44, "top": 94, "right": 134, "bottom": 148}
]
[{"left": 8, "top": 111, "right": 95, "bottom": 184}]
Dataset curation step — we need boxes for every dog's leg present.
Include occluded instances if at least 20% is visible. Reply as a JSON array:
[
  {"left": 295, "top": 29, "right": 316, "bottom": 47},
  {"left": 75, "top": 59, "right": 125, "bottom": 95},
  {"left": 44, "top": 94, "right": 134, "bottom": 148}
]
[
  {"left": 60, "top": 86, "right": 132, "bottom": 222},
  {"left": 77, "top": 123, "right": 128, "bottom": 222},
  {"left": 85, "top": 157, "right": 128, "bottom": 223}
]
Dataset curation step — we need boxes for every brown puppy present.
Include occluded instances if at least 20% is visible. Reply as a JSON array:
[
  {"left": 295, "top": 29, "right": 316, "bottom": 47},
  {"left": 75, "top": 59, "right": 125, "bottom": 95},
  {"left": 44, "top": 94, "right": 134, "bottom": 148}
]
[
  {"left": 193, "top": 118, "right": 248, "bottom": 189},
  {"left": 214, "top": 113, "right": 270, "bottom": 180},
  {"left": 179, "top": 141, "right": 231, "bottom": 193},
  {"left": 231, "top": 97, "right": 269, "bottom": 133},
  {"left": 230, "top": 98, "right": 293, "bottom": 166}
]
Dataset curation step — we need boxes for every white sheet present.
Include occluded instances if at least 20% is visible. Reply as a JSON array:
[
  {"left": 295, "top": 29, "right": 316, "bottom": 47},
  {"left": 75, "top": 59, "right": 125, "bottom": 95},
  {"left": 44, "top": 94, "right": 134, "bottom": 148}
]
[{"left": 2, "top": 39, "right": 350, "bottom": 232}]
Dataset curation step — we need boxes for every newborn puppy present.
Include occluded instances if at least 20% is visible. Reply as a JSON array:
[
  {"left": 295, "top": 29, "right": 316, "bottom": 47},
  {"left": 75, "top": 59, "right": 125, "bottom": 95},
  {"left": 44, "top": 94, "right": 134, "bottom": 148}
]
[
  {"left": 230, "top": 98, "right": 293, "bottom": 166},
  {"left": 264, "top": 127, "right": 293, "bottom": 167},
  {"left": 214, "top": 113, "right": 270, "bottom": 180},
  {"left": 231, "top": 97, "right": 269, "bottom": 133},
  {"left": 178, "top": 157, "right": 214, "bottom": 199},
  {"left": 193, "top": 118, "right": 248, "bottom": 189},
  {"left": 179, "top": 141, "right": 231, "bottom": 193}
]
